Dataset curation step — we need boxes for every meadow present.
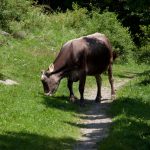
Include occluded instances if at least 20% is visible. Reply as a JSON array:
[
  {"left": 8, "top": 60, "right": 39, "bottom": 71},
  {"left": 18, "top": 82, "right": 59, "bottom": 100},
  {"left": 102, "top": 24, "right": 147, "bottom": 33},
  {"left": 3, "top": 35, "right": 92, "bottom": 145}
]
[{"left": 0, "top": 2, "right": 150, "bottom": 149}]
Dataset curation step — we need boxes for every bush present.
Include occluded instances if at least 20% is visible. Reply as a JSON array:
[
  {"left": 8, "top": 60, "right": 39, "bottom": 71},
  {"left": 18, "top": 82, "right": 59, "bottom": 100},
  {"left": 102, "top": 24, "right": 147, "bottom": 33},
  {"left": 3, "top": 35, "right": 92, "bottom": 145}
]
[
  {"left": 65, "top": 4, "right": 89, "bottom": 29},
  {"left": 137, "top": 44, "right": 150, "bottom": 64},
  {"left": 0, "top": 2, "right": 135, "bottom": 62},
  {"left": 51, "top": 7, "right": 135, "bottom": 62},
  {"left": 0, "top": 0, "right": 32, "bottom": 31},
  {"left": 85, "top": 10, "right": 135, "bottom": 62},
  {"left": 136, "top": 25, "right": 150, "bottom": 64}
]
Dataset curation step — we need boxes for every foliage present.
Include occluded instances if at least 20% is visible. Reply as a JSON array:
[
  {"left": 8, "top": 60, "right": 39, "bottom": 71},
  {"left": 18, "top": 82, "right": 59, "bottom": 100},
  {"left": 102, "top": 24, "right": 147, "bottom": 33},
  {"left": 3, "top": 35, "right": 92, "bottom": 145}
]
[
  {"left": 137, "top": 44, "right": 150, "bottom": 64},
  {"left": 45, "top": 6, "right": 135, "bottom": 62},
  {"left": 0, "top": 0, "right": 33, "bottom": 31},
  {"left": 135, "top": 25, "right": 150, "bottom": 64},
  {"left": 86, "top": 10, "right": 135, "bottom": 61},
  {"left": 139, "top": 25, "right": 150, "bottom": 46},
  {"left": 127, "top": 0, "right": 150, "bottom": 11},
  {"left": 0, "top": 1, "right": 135, "bottom": 62},
  {"left": 36, "top": 0, "right": 150, "bottom": 47}
]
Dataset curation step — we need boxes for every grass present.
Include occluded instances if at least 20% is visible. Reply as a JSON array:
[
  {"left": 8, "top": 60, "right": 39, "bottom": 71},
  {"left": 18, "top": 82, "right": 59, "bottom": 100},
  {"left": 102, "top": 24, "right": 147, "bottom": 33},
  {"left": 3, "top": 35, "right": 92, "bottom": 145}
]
[
  {"left": 0, "top": 31, "right": 150, "bottom": 149},
  {"left": 98, "top": 67, "right": 150, "bottom": 150},
  {"left": 0, "top": 5, "right": 150, "bottom": 148},
  {"left": 0, "top": 35, "right": 82, "bottom": 150}
]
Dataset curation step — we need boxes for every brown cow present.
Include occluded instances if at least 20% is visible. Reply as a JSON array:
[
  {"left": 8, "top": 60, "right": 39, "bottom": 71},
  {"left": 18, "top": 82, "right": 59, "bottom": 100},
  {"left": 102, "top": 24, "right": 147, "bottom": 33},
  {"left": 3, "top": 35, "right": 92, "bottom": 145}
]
[{"left": 41, "top": 33, "right": 116, "bottom": 105}]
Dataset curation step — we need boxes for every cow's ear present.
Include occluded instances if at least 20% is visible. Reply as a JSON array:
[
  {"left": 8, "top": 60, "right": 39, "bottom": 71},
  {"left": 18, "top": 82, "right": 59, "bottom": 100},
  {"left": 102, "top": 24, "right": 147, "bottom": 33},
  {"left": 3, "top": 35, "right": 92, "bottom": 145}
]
[{"left": 48, "top": 63, "right": 54, "bottom": 73}]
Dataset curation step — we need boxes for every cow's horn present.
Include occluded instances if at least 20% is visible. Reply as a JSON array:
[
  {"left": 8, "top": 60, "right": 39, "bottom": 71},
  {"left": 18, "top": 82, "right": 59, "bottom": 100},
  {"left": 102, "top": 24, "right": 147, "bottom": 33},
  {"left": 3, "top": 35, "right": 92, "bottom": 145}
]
[{"left": 49, "top": 63, "right": 54, "bottom": 72}]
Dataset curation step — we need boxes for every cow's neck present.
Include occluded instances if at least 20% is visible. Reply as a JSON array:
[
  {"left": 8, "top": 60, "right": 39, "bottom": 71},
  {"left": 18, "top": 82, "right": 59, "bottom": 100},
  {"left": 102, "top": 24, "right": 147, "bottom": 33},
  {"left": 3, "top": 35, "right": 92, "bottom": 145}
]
[
  {"left": 52, "top": 61, "right": 74, "bottom": 80},
  {"left": 52, "top": 49, "right": 82, "bottom": 80},
  {"left": 52, "top": 49, "right": 73, "bottom": 79}
]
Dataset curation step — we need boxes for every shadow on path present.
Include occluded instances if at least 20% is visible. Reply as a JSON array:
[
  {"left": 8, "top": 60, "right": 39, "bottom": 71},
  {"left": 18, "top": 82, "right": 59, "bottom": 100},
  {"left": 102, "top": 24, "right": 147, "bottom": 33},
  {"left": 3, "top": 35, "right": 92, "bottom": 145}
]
[{"left": 72, "top": 98, "right": 112, "bottom": 150}]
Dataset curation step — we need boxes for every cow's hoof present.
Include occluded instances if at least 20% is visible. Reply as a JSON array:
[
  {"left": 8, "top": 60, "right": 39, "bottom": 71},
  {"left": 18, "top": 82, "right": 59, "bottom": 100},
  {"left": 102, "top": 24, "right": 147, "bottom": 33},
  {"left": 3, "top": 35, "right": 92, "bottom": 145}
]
[
  {"left": 69, "top": 95, "right": 78, "bottom": 103},
  {"left": 111, "top": 94, "right": 116, "bottom": 100},
  {"left": 95, "top": 97, "right": 101, "bottom": 103}
]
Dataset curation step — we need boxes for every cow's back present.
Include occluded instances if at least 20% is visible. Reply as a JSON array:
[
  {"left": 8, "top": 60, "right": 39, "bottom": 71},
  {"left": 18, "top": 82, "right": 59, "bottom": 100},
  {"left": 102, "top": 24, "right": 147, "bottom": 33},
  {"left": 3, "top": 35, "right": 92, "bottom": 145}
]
[
  {"left": 71, "top": 33, "right": 112, "bottom": 75},
  {"left": 54, "top": 33, "right": 112, "bottom": 76}
]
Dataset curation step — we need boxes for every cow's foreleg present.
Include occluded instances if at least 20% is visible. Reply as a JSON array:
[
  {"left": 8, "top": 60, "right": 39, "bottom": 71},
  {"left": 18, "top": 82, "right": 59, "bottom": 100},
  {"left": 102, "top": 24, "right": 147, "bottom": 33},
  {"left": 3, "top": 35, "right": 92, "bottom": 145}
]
[
  {"left": 108, "top": 64, "right": 116, "bottom": 99},
  {"left": 79, "top": 75, "right": 86, "bottom": 106},
  {"left": 95, "top": 75, "right": 102, "bottom": 102},
  {"left": 67, "top": 78, "right": 77, "bottom": 102}
]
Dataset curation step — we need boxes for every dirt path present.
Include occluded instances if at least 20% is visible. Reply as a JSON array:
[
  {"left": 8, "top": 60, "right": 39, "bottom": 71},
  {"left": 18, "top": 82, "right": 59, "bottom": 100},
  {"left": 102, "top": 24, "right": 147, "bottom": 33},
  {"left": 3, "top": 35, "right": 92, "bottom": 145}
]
[{"left": 73, "top": 78, "right": 130, "bottom": 150}]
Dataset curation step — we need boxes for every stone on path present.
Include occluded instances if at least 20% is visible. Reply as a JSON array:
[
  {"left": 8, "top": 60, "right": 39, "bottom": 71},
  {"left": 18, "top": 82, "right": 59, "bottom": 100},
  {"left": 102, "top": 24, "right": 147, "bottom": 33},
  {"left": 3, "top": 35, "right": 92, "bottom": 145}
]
[{"left": 0, "top": 79, "right": 18, "bottom": 85}]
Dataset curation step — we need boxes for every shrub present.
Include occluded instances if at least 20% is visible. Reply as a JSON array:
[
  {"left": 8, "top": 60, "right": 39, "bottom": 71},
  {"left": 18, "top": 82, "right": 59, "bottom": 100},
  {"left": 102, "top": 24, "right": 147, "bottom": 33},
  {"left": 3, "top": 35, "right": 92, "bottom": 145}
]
[
  {"left": 85, "top": 10, "right": 136, "bottom": 62},
  {"left": 136, "top": 25, "right": 150, "bottom": 64},
  {"left": 137, "top": 44, "right": 150, "bottom": 64},
  {"left": 46, "top": 7, "right": 135, "bottom": 62},
  {"left": 0, "top": 0, "right": 32, "bottom": 31},
  {"left": 0, "top": 2, "right": 135, "bottom": 62},
  {"left": 50, "top": 6, "right": 135, "bottom": 62},
  {"left": 65, "top": 4, "right": 88, "bottom": 29}
]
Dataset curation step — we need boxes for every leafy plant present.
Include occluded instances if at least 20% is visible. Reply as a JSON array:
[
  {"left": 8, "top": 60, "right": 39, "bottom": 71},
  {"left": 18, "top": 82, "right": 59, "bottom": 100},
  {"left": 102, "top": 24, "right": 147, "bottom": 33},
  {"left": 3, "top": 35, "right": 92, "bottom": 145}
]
[{"left": 137, "top": 44, "right": 150, "bottom": 64}]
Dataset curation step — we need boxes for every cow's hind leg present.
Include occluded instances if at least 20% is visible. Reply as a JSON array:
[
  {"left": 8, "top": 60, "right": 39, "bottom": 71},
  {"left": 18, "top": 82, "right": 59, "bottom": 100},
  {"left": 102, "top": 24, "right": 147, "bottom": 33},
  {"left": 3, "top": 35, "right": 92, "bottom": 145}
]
[
  {"left": 95, "top": 75, "right": 102, "bottom": 103},
  {"left": 67, "top": 78, "right": 77, "bottom": 102},
  {"left": 108, "top": 64, "right": 116, "bottom": 99},
  {"left": 79, "top": 75, "right": 86, "bottom": 106}
]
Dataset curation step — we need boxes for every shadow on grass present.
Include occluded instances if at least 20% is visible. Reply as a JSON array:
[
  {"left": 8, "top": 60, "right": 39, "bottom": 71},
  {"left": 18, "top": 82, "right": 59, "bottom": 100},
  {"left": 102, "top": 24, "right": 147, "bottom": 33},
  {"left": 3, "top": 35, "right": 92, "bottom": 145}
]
[
  {"left": 101, "top": 79, "right": 150, "bottom": 149},
  {"left": 0, "top": 132, "right": 75, "bottom": 150},
  {"left": 110, "top": 97, "right": 150, "bottom": 121},
  {"left": 115, "top": 69, "right": 150, "bottom": 79},
  {"left": 115, "top": 72, "right": 137, "bottom": 79},
  {"left": 138, "top": 69, "right": 150, "bottom": 76},
  {"left": 137, "top": 69, "right": 150, "bottom": 86},
  {"left": 41, "top": 93, "right": 98, "bottom": 113},
  {"left": 41, "top": 95, "right": 75, "bottom": 111},
  {"left": 0, "top": 73, "right": 9, "bottom": 80},
  {"left": 99, "top": 69, "right": 150, "bottom": 149},
  {"left": 41, "top": 94, "right": 86, "bottom": 113},
  {"left": 99, "top": 95, "right": 150, "bottom": 149},
  {"left": 138, "top": 78, "right": 150, "bottom": 86},
  {"left": 111, "top": 69, "right": 150, "bottom": 120},
  {"left": 99, "top": 116, "right": 150, "bottom": 150}
]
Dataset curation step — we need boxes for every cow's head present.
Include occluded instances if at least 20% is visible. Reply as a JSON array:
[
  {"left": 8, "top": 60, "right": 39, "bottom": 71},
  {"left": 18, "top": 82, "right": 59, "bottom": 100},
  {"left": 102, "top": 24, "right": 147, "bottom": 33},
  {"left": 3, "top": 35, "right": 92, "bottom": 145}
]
[{"left": 41, "top": 64, "right": 60, "bottom": 96}]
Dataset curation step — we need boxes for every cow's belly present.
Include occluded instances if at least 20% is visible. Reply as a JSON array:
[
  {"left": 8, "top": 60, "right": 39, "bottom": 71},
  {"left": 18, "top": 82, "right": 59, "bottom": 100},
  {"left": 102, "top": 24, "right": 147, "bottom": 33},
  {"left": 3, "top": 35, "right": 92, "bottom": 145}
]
[
  {"left": 86, "top": 62, "right": 109, "bottom": 75},
  {"left": 68, "top": 59, "right": 110, "bottom": 81},
  {"left": 85, "top": 50, "right": 110, "bottom": 75},
  {"left": 68, "top": 70, "right": 80, "bottom": 82}
]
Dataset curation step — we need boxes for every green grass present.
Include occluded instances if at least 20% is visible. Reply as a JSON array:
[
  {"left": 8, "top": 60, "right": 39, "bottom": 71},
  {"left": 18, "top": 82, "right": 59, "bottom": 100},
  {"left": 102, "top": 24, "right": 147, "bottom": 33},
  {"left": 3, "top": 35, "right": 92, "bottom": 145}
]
[
  {"left": 0, "top": 35, "right": 82, "bottom": 150},
  {"left": 0, "top": 32, "right": 149, "bottom": 150},
  {"left": 0, "top": 2, "right": 150, "bottom": 149},
  {"left": 98, "top": 67, "right": 150, "bottom": 150}
]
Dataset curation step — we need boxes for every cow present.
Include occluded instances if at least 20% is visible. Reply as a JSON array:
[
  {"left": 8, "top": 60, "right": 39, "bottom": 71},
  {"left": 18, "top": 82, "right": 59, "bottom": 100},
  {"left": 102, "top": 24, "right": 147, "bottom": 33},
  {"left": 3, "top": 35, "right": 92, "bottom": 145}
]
[{"left": 41, "top": 33, "right": 116, "bottom": 105}]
